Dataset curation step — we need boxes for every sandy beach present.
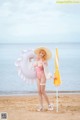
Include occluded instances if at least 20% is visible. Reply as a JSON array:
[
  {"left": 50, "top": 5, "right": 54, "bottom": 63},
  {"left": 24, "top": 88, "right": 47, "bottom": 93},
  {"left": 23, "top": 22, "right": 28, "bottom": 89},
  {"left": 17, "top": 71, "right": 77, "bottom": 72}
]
[{"left": 0, "top": 93, "right": 80, "bottom": 120}]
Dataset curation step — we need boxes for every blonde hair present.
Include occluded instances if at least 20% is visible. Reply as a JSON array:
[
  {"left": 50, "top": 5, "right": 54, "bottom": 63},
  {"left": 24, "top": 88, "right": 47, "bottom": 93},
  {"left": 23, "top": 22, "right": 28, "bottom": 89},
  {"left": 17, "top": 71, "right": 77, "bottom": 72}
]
[{"left": 39, "top": 49, "right": 47, "bottom": 61}]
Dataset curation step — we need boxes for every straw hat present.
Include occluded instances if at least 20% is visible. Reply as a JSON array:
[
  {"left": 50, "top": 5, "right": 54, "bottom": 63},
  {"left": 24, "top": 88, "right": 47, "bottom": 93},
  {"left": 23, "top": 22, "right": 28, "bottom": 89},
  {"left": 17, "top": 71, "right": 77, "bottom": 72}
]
[{"left": 34, "top": 47, "right": 52, "bottom": 60}]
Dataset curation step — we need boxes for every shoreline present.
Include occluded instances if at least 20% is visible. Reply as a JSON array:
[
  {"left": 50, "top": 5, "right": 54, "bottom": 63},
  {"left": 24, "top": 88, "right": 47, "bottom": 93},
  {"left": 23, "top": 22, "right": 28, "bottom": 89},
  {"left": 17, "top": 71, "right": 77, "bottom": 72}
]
[{"left": 0, "top": 91, "right": 80, "bottom": 96}]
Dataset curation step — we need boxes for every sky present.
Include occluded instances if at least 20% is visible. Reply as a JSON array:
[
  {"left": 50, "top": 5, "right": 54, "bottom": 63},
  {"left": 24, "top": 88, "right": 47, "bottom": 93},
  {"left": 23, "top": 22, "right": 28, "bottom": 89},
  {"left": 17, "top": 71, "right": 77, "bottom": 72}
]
[{"left": 0, "top": 0, "right": 80, "bottom": 43}]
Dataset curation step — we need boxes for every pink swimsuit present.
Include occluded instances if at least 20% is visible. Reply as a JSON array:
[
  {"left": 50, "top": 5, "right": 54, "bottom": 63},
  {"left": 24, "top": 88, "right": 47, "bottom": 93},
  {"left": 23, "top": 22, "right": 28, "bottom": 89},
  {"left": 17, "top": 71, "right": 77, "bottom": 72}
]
[{"left": 36, "top": 65, "right": 45, "bottom": 79}]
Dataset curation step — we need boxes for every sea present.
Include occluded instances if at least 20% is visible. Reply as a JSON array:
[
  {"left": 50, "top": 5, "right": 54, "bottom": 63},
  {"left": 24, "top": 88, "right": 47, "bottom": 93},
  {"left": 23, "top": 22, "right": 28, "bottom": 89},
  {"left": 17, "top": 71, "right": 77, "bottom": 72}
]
[{"left": 0, "top": 43, "right": 80, "bottom": 95}]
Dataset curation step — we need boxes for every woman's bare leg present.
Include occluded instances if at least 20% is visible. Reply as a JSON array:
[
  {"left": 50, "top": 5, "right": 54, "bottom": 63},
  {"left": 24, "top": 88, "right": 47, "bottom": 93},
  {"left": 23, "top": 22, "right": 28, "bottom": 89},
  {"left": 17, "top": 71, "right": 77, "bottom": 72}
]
[
  {"left": 40, "top": 76, "right": 50, "bottom": 105},
  {"left": 37, "top": 79, "right": 43, "bottom": 107},
  {"left": 41, "top": 85, "right": 50, "bottom": 105}
]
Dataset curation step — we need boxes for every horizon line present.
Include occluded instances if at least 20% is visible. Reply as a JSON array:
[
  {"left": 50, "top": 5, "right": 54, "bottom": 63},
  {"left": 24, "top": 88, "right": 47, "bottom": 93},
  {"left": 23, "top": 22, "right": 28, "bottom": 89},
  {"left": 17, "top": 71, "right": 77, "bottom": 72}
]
[{"left": 0, "top": 42, "right": 80, "bottom": 44}]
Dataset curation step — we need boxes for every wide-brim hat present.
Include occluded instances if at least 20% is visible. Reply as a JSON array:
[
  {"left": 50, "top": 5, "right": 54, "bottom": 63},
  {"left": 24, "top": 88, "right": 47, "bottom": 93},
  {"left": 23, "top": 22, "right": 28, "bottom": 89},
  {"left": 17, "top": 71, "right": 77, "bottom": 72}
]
[{"left": 34, "top": 47, "right": 52, "bottom": 60}]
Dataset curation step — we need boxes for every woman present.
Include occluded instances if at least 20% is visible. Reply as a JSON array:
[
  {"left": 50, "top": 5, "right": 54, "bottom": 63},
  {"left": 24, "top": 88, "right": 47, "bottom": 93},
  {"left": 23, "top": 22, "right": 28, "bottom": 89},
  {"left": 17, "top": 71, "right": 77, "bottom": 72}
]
[
  {"left": 34, "top": 47, "right": 53, "bottom": 111},
  {"left": 15, "top": 47, "right": 54, "bottom": 111}
]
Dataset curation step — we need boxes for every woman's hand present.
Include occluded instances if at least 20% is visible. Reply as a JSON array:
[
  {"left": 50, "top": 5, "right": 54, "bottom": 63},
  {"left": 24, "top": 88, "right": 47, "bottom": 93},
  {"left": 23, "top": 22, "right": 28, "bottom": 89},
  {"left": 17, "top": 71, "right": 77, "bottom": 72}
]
[
  {"left": 33, "top": 61, "right": 37, "bottom": 67},
  {"left": 49, "top": 76, "right": 57, "bottom": 80}
]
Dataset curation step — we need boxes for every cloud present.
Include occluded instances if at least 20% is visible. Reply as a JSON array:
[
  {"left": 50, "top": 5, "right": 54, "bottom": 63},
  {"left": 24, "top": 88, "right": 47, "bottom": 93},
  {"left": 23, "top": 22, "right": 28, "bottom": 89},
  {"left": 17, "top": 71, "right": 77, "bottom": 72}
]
[{"left": 0, "top": 0, "right": 80, "bottom": 43}]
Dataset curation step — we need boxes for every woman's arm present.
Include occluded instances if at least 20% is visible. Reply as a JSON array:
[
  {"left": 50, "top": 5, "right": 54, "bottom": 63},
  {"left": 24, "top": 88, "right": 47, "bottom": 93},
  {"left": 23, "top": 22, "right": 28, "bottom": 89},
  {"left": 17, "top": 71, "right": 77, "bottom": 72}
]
[
  {"left": 43, "top": 60, "right": 48, "bottom": 66},
  {"left": 33, "top": 62, "right": 37, "bottom": 67}
]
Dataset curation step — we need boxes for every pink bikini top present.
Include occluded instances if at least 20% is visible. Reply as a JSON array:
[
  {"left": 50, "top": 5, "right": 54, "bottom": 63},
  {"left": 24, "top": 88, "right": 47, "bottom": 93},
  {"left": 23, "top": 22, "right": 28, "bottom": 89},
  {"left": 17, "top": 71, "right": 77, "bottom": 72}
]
[{"left": 35, "top": 60, "right": 44, "bottom": 71}]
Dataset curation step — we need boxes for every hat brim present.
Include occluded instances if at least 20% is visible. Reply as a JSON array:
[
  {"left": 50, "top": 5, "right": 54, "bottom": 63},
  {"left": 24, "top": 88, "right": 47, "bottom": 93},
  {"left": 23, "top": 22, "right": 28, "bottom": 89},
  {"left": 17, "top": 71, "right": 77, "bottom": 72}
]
[{"left": 34, "top": 47, "right": 52, "bottom": 60}]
